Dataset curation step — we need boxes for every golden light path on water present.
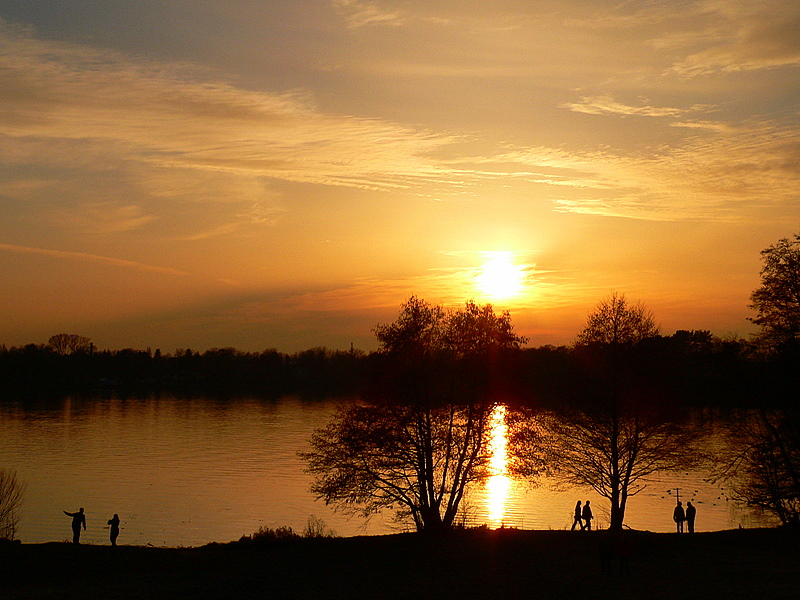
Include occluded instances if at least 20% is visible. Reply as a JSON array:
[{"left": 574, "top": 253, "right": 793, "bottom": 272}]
[{"left": 486, "top": 404, "right": 512, "bottom": 525}]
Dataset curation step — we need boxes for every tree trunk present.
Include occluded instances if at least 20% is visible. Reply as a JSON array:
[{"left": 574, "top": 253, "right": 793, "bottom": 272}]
[{"left": 609, "top": 498, "right": 624, "bottom": 531}]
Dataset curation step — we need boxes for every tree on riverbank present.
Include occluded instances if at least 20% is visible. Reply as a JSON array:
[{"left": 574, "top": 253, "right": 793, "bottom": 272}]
[
  {"left": 717, "top": 409, "right": 800, "bottom": 526},
  {"left": 712, "top": 235, "right": 800, "bottom": 525},
  {"left": 750, "top": 233, "right": 800, "bottom": 350},
  {"left": 514, "top": 296, "right": 695, "bottom": 532},
  {"left": 575, "top": 292, "right": 659, "bottom": 346},
  {"left": 48, "top": 333, "right": 93, "bottom": 356},
  {"left": 301, "top": 297, "right": 528, "bottom": 532},
  {"left": 0, "top": 469, "right": 25, "bottom": 541}
]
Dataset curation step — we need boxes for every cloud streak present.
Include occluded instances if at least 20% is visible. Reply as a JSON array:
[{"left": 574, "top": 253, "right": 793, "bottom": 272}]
[
  {"left": 562, "top": 96, "right": 709, "bottom": 118},
  {"left": 0, "top": 243, "right": 189, "bottom": 276}
]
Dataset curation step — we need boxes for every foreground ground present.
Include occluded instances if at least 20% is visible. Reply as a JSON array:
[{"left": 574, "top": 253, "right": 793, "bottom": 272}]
[{"left": 2, "top": 528, "right": 798, "bottom": 599}]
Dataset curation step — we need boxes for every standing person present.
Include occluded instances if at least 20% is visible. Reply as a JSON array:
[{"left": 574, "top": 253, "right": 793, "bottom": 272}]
[
  {"left": 63, "top": 507, "right": 86, "bottom": 544},
  {"left": 673, "top": 501, "right": 686, "bottom": 533},
  {"left": 571, "top": 500, "right": 583, "bottom": 531},
  {"left": 108, "top": 514, "right": 120, "bottom": 546},
  {"left": 685, "top": 502, "right": 696, "bottom": 533},
  {"left": 581, "top": 500, "right": 593, "bottom": 531}
]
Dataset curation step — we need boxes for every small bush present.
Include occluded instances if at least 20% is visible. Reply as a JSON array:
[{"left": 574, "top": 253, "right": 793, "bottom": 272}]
[
  {"left": 302, "top": 515, "right": 337, "bottom": 538},
  {"left": 248, "top": 525, "right": 298, "bottom": 543},
  {"left": 241, "top": 516, "right": 337, "bottom": 545}
]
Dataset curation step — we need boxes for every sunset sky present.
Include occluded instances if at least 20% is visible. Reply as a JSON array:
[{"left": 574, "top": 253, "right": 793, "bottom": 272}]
[{"left": 1, "top": 0, "right": 798, "bottom": 353}]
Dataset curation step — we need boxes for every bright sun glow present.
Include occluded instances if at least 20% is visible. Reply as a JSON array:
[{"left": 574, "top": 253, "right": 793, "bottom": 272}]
[{"left": 477, "top": 252, "right": 526, "bottom": 301}]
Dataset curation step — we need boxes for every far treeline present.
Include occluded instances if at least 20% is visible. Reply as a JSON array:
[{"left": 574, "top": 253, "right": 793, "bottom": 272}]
[{"left": 0, "top": 328, "right": 796, "bottom": 408}]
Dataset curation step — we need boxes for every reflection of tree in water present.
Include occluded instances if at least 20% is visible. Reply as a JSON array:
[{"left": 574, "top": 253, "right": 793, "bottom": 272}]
[{"left": 717, "top": 409, "right": 800, "bottom": 527}]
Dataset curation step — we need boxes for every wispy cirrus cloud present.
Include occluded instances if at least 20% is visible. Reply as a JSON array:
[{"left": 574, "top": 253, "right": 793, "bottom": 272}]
[
  {"left": 481, "top": 119, "right": 800, "bottom": 222},
  {"left": 0, "top": 10, "right": 797, "bottom": 241},
  {"left": 0, "top": 19, "right": 457, "bottom": 198},
  {"left": 332, "top": 0, "right": 409, "bottom": 28},
  {"left": 656, "top": 0, "right": 800, "bottom": 76},
  {"left": 0, "top": 243, "right": 188, "bottom": 276},
  {"left": 562, "top": 95, "right": 711, "bottom": 118},
  {"left": 564, "top": 0, "right": 800, "bottom": 77}
]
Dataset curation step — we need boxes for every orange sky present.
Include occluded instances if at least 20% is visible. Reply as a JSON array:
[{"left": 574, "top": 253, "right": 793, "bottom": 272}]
[{"left": 1, "top": 1, "right": 797, "bottom": 352}]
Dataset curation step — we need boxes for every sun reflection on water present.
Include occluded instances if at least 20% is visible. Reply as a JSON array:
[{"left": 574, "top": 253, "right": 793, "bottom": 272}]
[{"left": 486, "top": 404, "right": 512, "bottom": 525}]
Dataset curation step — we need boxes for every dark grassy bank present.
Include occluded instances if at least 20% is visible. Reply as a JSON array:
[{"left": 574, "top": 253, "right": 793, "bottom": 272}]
[{"left": 2, "top": 528, "right": 798, "bottom": 600}]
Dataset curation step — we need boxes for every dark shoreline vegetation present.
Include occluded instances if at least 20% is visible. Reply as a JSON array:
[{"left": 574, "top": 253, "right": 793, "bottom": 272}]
[
  {"left": 2, "top": 528, "right": 799, "bottom": 600},
  {"left": 1, "top": 332, "right": 798, "bottom": 410}
]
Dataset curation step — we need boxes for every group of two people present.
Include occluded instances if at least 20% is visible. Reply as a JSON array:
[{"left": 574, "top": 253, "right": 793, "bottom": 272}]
[
  {"left": 63, "top": 507, "right": 121, "bottom": 545},
  {"left": 571, "top": 500, "right": 594, "bottom": 531},
  {"left": 673, "top": 500, "right": 697, "bottom": 533}
]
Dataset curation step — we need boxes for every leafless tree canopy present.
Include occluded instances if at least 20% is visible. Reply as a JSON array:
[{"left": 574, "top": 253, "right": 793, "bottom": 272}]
[
  {"left": 48, "top": 333, "right": 93, "bottom": 356},
  {"left": 0, "top": 469, "right": 25, "bottom": 541},
  {"left": 716, "top": 409, "right": 800, "bottom": 526},
  {"left": 576, "top": 292, "right": 659, "bottom": 346},
  {"left": 303, "top": 401, "right": 494, "bottom": 531},
  {"left": 542, "top": 407, "right": 695, "bottom": 530}
]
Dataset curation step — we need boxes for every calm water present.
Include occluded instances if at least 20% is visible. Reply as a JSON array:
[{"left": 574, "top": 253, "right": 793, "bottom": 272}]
[{"left": 0, "top": 396, "right": 772, "bottom": 547}]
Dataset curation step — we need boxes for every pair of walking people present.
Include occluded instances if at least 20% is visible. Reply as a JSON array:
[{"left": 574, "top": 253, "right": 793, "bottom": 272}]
[
  {"left": 673, "top": 500, "right": 697, "bottom": 533},
  {"left": 63, "top": 508, "right": 121, "bottom": 545},
  {"left": 571, "top": 500, "right": 593, "bottom": 531}
]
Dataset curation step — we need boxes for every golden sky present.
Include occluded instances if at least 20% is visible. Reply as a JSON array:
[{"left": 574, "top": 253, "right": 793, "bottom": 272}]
[{"left": 1, "top": 0, "right": 798, "bottom": 352}]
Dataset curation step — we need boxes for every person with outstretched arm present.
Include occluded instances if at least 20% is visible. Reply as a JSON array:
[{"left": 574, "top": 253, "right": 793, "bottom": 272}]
[{"left": 64, "top": 507, "right": 86, "bottom": 544}]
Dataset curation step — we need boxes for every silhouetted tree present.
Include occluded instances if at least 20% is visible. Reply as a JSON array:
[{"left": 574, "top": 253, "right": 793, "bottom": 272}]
[
  {"left": 0, "top": 469, "right": 25, "bottom": 541},
  {"left": 301, "top": 297, "right": 527, "bottom": 532},
  {"left": 515, "top": 297, "right": 692, "bottom": 532},
  {"left": 48, "top": 333, "right": 92, "bottom": 356},
  {"left": 576, "top": 292, "right": 659, "bottom": 346},
  {"left": 717, "top": 408, "right": 800, "bottom": 526},
  {"left": 535, "top": 390, "right": 693, "bottom": 531},
  {"left": 750, "top": 233, "right": 800, "bottom": 350}
]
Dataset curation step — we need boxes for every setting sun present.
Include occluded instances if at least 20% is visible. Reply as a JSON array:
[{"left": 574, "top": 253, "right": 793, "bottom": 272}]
[{"left": 477, "top": 252, "right": 526, "bottom": 301}]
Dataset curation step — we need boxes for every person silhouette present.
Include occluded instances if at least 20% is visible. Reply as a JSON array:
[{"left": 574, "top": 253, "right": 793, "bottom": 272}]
[
  {"left": 571, "top": 500, "right": 584, "bottom": 531},
  {"left": 581, "top": 500, "right": 593, "bottom": 531},
  {"left": 108, "top": 514, "right": 120, "bottom": 546},
  {"left": 63, "top": 507, "right": 86, "bottom": 544},
  {"left": 673, "top": 501, "right": 686, "bottom": 533},
  {"left": 685, "top": 502, "right": 696, "bottom": 533}
]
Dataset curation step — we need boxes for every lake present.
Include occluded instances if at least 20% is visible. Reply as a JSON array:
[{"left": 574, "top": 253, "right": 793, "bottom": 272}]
[{"left": 0, "top": 395, "right": 772, "bottom": 547}]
